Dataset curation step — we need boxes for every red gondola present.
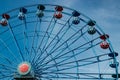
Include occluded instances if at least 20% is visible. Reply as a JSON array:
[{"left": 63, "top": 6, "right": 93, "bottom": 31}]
[
  {"left": 54, "top": 12, "right": 62, "bottom": 19},
  {"left": 100, "top": 41, "right": 109, "bottom": 49},
  {"left": 0, "top": 18, "right": 8, "bottom": 26}
]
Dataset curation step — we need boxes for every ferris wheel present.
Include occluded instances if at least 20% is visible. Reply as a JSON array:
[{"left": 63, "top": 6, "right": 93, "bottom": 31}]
[{"left": 0, "top": 4, "right": 119, "bottom": 80}]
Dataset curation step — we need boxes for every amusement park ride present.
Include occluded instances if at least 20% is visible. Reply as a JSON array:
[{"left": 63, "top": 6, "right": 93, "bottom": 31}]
[{"left": 0, "top": 4, "right": 119, "bottom": 80}]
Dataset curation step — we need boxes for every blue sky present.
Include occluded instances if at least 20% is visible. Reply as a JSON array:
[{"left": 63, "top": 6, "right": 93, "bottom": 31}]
[{"left": 0, "top": 0, "right": 120, "bottom": 79}]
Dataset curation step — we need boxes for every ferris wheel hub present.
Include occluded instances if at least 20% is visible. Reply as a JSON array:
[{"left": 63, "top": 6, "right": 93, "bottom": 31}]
[{"left": 18, "top": 62, "right": 31, "bottom": 75}]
